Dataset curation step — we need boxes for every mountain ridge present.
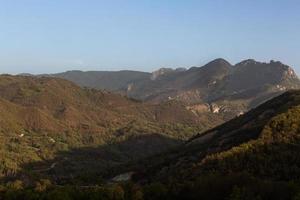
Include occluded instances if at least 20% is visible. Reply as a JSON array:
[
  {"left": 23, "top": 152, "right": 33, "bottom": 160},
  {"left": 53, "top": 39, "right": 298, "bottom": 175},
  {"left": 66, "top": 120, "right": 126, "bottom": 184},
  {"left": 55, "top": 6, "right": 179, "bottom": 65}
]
[
  {"left": 42, "top": 58, "right": 300, "bottom": 120},
  {"left": 14, "top": 58, "right": 300, "bottom": 129}
]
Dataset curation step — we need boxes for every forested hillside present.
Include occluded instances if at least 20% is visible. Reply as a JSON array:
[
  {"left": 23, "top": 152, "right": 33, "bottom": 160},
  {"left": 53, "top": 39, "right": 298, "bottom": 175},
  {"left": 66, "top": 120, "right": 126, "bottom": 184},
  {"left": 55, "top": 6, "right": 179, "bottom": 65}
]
[
  {"left": 2, "top": 88, "right": 300, "bottom": 199},
  {"left": 0, "top": 74, "right": 225, "bottom": 186}
]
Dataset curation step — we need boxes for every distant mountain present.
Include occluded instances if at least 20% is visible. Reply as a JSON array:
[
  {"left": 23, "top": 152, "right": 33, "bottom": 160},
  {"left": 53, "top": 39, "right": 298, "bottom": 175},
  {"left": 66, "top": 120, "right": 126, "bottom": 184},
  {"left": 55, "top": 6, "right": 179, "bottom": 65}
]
[
  {"left": 47, "top": 59, "right": 300, "bottom": 119},
  {"left": 125, "top": 58, "right": 233, "bottom": 103}
]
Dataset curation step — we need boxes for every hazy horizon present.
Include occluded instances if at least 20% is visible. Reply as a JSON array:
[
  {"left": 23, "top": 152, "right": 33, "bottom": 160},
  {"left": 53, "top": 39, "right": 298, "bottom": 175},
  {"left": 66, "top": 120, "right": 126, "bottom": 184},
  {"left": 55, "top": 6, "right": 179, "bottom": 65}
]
[
  {"left": 0, "top": 0, "right": 299, "bottom": 74},
  {"left": 3, "top": 58, "right": 299, "bottom": 76}
]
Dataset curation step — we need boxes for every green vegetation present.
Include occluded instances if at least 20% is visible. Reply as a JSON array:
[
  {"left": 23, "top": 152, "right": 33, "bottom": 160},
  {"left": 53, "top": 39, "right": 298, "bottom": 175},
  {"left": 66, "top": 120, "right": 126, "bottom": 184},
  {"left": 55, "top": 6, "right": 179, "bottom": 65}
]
[
  {"left": 1, "top": 75, "right": 300, "bottom": 199},
  {"left": 76, "top": 90, "right": 300, "bottom": 200},
  {"left": 200, "top": 104, "right": 300, "bottom": 181},
  {"left": 0, "top": 75, "right": 213, "bottom": 185},
  {"left": 2, "top": 173, "right": 300, "bottom": 200}
]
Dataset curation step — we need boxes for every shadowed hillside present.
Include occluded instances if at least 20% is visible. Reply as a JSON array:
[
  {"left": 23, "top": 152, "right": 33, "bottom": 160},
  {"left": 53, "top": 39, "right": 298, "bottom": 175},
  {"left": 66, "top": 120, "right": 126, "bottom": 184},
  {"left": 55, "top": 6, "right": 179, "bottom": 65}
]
[
  {"left": 113, "top": 90, "right": 300, "bottom": 187},
  {"left": 0, "top": 134, "right": 179, "bottom": 185}
]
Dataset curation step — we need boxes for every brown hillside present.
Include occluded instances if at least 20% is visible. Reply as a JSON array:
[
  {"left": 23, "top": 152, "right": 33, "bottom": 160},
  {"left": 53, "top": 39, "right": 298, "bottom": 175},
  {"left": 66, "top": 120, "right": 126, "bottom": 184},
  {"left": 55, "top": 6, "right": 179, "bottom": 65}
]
[{"left": 0, "top": 75, "right": 223, "bottom": 181}]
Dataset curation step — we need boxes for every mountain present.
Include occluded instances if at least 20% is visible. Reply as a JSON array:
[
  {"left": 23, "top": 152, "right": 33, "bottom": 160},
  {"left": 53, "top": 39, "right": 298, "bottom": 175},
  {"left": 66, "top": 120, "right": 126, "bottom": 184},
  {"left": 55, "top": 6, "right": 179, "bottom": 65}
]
[
  {"left": 48, "top": 59, "right": 300, "bottom": 119},
  {"left": 125, "top": 59, "right": 300, "bottom": 117},
  {"left": 0, "top": 74, "right": 225, "bottom": 184}
]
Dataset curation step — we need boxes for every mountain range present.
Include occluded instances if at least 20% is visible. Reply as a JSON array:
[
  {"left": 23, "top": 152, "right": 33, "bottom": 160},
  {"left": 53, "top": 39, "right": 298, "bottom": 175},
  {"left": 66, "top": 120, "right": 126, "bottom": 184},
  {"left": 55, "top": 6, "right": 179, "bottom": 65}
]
[
  {"left": 1, "top": 58, "right": 300, "bottom": 199},
  {"left": 48, "top": 59, "right": 300, "bottom": 119}
]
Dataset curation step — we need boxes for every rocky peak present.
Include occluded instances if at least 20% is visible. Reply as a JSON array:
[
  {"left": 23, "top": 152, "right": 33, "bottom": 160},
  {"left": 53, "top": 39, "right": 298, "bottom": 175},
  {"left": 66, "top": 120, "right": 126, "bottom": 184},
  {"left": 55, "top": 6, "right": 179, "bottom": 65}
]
[{"left": 234, "top": 59, "right": 297, "bottom": 78}]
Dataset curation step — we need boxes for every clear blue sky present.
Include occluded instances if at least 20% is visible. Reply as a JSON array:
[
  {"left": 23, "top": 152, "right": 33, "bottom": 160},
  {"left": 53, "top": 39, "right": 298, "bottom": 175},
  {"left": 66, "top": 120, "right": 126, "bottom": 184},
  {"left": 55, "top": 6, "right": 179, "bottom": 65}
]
[{"left": 0, "top": 0, "right": 299, "bottom": 74}]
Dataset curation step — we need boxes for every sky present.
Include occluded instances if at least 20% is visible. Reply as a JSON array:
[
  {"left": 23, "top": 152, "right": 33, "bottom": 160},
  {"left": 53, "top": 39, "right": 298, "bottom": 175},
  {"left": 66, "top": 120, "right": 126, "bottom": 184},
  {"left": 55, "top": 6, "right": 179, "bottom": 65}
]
[{"left": 0, "top": 0, "right": 299, "bottom": 74}]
